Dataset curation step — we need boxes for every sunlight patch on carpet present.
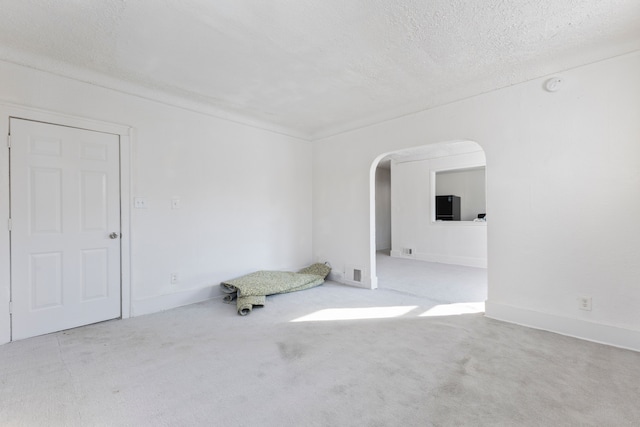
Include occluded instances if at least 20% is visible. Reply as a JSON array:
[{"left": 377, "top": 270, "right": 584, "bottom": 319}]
[
  {"left": 419, "top": 302, "right": 485, "bottom": 317},
  {"left": 291, "top": 306, "right": 418, "bottom": 322}
]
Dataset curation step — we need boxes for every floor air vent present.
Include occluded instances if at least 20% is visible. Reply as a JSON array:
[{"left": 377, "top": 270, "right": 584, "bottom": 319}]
[{"left": 345, "top": 265, "right": 365, "bottom": 285}]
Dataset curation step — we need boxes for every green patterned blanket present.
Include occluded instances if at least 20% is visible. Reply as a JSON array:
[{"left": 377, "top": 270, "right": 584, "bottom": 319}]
[{"left": 221, "top": 263, "right": 331, "bottom": 315}]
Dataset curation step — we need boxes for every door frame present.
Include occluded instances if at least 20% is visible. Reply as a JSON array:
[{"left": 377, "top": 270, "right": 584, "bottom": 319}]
[{"left": 0, "top": 102, "right": 132, "bottom": 344}]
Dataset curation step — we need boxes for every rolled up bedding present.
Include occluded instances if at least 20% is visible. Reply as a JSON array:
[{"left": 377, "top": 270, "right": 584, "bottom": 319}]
[
  {"left": 221, "top": 263, "right": 331, "bottom": 315},
  {"left": 237, "top": 295, "right": 266, "bottom": 316}
]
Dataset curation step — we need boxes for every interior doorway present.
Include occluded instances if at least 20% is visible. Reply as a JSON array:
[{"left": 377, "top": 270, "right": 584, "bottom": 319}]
[
  {"left": 374, "top": 161, "right": 391, "bottom": 253},
  {"left": 0, "top": 105, "right": 132, "bottom": 344},
  {"left": 369, "top": 140, "right": 488, "bottom": 304},
  {"left": 10, "top": 118, "right": 122, "bottom": 340}
]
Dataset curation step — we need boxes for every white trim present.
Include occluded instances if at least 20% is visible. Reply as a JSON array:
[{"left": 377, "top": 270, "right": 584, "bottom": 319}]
[
  {"left": 368, "top": 152, "right": 392, "bottom": 290},
  {"left": 485, "top": 300, "right": 640, "bottom": 353},
  {"left": 2, "top": 102, "right": 131, "bottom": 135},
  {"left": 417, "top": 252, "right": 486, "bottom": 268},
  {"left": 389, "top": 249, "right": 403, "bottom": 258},
  {"left": 0, "top": 102, "right": 132, "bottom": 344},
  {"left": 132, "top": 286, "right": 219, "bottom": 317},
  {"left": 390, "top": 250, "right": 487, "bottom": 268},
  {"left": 0, "top": 115, "right": 9, "bottom": 344},
  {"left": 342, "top": 264, "right": 375, "bottom": 289},
  {"left": 430, "top": 221, "right": 487, "bottom": 227},
  {"left": 326, "top": 271, "right": 374, "bottom": 289},
  {"left": 119, "top": 128, "right": 133, "bottom": 319},
  {"left": 335, "top": 278, "right": 373, "bottom": 289},
  {"left": 0, "top": 55, "right": 308, "bottom": 140}
]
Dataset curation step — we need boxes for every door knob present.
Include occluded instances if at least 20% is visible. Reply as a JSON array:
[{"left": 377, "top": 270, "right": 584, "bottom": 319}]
[{"left": 109, "top": 232, "right": 119, "bottom": 239}]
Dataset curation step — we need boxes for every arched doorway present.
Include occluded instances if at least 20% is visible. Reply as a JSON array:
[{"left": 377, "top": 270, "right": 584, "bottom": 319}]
[{"left": 369, "top": 140, "right": 488, "bottom": 305}]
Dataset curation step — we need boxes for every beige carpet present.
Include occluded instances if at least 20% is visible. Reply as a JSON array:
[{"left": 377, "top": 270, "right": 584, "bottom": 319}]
[
  {"left": 1, "top": 258, "right": 638, "bottom": 426},
  {"left": 376, "top": 250, "right": 487, "bottom": 302}
]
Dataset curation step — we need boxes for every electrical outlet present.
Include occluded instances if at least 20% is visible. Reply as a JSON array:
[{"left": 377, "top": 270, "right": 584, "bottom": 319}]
[
  {"left": 170, "top": 273, "right": 178, "bottom": 285},
  {"left": 578, "top": 296, "right": 592, "bottom": 311},
  {"left": 134, "top": 197, "right": 147, "bottom": 209}
]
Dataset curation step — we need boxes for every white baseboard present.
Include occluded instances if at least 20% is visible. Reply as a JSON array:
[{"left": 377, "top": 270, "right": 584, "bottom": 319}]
[
  {"left": 338, "top": 279, "right": 372, "bottom": 289},
  {"left": 485, "top": 300, "right": 640, "bottom": 353},
  {"left": 390, "top": 250, "right": 487, "bottom": 268},
  {"left": 327, "top": 271, "right": 342, "bottom": 283},
  {"left": 416, "top": 252, "right": 486, "bottom": 268},
  {"left": 329, "top": 270, "right": 373, "bottom": 289},
  {"left": 132, "top": 285, "right": 222, "bottom": 317}
]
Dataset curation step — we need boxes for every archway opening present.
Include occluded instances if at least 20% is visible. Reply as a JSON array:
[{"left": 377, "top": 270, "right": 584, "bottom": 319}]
[{"left": 369, "top": 140, "right": 488, "bottom": 307}]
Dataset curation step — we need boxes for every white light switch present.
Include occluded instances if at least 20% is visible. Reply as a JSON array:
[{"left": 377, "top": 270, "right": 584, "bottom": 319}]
[
  {"left": 171, "top": 198, "right": 180, "bottom": 209},
  {"left": 134, "top": 197, "right": 147, "bottom": 209}
]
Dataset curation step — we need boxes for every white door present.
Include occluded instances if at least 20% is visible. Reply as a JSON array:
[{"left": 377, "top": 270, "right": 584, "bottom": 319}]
[{"left": 10, "top": 118, "right": 121, "bottom": 340}]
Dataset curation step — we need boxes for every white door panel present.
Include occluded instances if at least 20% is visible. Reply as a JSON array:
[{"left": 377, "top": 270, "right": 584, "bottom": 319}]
[{"left": 10, "top": 118, "right": 121, "bottom": 340}]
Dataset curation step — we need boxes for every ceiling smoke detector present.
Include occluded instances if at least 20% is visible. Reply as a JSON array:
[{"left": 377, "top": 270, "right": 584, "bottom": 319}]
[{"left": 544, "top": 77, "right": 564, "bottom": 92}]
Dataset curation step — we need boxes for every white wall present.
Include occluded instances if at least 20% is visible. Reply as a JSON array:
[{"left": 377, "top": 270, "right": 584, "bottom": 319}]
[
  {"left": 436, "top": 167, "right": 486, "bottom": 221},
  {"left": 375, "top": 167, "right": 391, "bottom": 250},
  {"left": 312, "top": 51, "right": 640, "bottom": 351},
  {"left": 0, "top": 60, "right": 313, "bottom": 342},
  {"left": 391, "top": 150, "right": 487, "bottom": 267}
]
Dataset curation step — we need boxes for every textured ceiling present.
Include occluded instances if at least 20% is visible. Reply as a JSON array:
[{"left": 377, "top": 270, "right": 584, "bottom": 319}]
[{"left": 1, "top": 0, "right": 639, "bottom": 139}]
